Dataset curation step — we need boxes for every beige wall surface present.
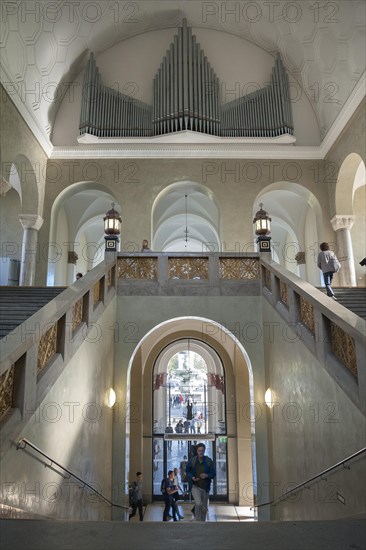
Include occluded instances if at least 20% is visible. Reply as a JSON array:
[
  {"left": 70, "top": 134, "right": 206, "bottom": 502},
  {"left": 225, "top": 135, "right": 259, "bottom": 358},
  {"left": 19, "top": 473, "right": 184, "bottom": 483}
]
[
  {"left": 0, "top": 302, "right": 116, "bottom": 520},
  {"left": 351, "top": 185, "right": 366, "bottom": 285},
  {"left": 263, "top": 300, "right": 366, "bottom": 520},
  {"left": 0, "top": 189, "right": 23, "bottom": 263},
  {"left": 1, "top": 86, "right": 365, "bottom": 290},
  {"left": 0, "top": 84, "right": 48, "bottom": 215},
  {"left": 37, "top": 157, "right": 328, "bottom": 285},
  {"left": 325, "top": 99, "right": 366, "bottom": 219}
]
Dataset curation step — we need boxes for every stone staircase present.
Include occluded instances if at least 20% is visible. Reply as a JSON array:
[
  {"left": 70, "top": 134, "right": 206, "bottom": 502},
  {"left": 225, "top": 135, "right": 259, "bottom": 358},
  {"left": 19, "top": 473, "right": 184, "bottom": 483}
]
[
  {"left": 1, "top": 517, "right": 365, "bottom": 550},
  {"left": 0, "top": 287, "right": 66, "bottom": 339},
  {"left": 331, "top": 287, "right": 366, "bottom": 321}
]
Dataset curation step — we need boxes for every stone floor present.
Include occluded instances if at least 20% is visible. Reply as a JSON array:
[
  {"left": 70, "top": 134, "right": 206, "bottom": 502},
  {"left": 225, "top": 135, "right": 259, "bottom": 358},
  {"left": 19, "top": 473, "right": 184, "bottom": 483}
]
[
  {"left": 134, "top": 501, "right": 256, "bottom": 522},
  {"left": 1, "top": 503, "right": 365, "bottom": 550}
]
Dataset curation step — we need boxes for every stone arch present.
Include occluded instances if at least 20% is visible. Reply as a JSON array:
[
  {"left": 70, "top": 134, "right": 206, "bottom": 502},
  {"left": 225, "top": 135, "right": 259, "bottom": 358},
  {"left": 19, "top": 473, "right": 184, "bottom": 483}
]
[
  {"left": 334, "top": 154, "right": 366, "bottom": 285},
  {"left": 48, "top": 181, "right": 121, "bottom": 285},
  {"left": 254, "top": 182, "right": 324, "bottom": 285},
  {"left": 0, "top": 161, "right": 24, "bottom": 267},
  {"left": 12, "top": 154, "right": 39, "bottom": 215},
  {"left": 7, "top": 162, "right": 22, "bottom": 201},
  {"left": 123, "top": 316, "right": 261, "bottom": 509},
  {"left": 152, "top": 338, "right": 226, "bottom": 439},
  {"left": 152, "top": 181, "right": 221, "bottom": 252},
  {"left": 335, "top": 153, "right": 365, "bottom": 215}
]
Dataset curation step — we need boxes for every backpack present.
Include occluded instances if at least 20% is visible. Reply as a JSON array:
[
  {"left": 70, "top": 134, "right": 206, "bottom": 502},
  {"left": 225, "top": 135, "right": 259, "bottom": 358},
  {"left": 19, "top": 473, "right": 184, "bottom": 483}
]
[
  {"left": 129, "top": 482, "right": 138, "bottom": 505},
  {"left": 161, "top": 478, "right": 166, "bottom": 494}
]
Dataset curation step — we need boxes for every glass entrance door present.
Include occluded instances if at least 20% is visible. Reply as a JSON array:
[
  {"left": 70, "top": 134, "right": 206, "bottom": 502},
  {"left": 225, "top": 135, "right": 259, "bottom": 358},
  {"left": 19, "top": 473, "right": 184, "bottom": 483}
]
[{"left": 152, "top": 436, "right": 227, "bottom": 500}]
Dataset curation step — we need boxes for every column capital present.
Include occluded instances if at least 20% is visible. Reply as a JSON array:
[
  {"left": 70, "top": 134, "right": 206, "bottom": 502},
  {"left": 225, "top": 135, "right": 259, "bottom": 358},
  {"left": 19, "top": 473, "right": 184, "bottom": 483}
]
[
  {"left": 330, "top": 215, "right": 356, "bottom": 231},
  {"left": 19, "top": 214, "right": 43, "bottom": 231},
  {"left": 0, "top": 175, "right": 11, "bottom": 196}
]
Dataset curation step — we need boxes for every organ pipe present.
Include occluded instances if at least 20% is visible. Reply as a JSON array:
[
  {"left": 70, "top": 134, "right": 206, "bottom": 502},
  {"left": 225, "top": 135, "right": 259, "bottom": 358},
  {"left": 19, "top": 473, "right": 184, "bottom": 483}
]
[{"left": 79, "top": 23, "right": 294, "bottom": 139}]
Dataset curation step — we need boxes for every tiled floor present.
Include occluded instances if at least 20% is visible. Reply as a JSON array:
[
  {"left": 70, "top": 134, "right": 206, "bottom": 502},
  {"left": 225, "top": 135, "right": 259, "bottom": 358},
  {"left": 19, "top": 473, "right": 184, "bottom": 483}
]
[{"left": 133, "top": 502, "right": 256, "bottom": 523}]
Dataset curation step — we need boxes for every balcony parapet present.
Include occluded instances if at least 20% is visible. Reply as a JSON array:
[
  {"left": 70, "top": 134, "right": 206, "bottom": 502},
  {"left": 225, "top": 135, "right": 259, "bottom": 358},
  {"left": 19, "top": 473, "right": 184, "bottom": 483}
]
[{"left": 117, "top": 252, "right": 261, "bottom": 296}]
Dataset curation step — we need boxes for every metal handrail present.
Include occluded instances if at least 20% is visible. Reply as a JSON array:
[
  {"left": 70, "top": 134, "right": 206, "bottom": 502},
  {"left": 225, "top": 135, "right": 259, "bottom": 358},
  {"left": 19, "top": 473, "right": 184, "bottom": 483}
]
[
  {"left": 17, "top": 438, "right": 128, "bottom": 510},
  {"left": 251, "top": 447, "right": 366, "bottom": 509}
]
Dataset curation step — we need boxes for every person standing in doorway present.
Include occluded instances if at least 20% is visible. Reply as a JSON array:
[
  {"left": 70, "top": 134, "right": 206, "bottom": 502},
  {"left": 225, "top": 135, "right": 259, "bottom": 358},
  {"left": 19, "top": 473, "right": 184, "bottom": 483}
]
[
  {"left": 165, "top": 424, "right": 173, "bottom": 451},
  {"left": 180, "top": 455, "right": 189, "bottom": 494},
  {"left": 186, "top": 443, "right": 215, "bottom": 521},
  {"left": 129, "top": 471, "right": 144, "bottom": 521},
  {"left": 317, "top": 242, "right": 341, "bottom": 299},
  {"left": 175, "top": 419, "right": 184, "bottom": 447},
  {"left": 162, "top": 470, "right": 179, "bottom": 521},
  {"left": 173, "top": 467, "right": 184, "bottom": 519}
]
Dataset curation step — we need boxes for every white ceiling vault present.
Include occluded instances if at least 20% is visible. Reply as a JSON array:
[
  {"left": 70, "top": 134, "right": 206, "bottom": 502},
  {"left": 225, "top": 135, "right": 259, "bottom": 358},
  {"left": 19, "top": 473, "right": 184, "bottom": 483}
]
[{"left": 1, "top": 0, "right": 365, "bottom": 158}]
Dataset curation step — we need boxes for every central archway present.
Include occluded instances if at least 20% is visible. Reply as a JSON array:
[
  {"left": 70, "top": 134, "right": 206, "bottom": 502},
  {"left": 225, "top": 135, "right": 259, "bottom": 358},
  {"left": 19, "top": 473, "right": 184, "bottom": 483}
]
[
  {"left": 152, "top": 182, "right": 221, "bottom": 252},
  {"left": 125, "top": 316, "right": 258, "bottom": 509}
]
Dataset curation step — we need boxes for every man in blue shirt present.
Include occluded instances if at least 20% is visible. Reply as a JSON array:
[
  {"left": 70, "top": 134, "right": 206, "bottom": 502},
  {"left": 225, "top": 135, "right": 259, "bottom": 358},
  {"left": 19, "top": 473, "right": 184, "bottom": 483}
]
[{"left": 186, "top": 443, "right": 216, "bottom": 521}]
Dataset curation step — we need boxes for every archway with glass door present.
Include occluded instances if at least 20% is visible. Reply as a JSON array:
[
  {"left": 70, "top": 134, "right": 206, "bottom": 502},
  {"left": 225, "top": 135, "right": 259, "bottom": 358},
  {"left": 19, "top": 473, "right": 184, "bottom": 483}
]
[{"left": 152, "top": 339, "right": 228, "bottom": 501}]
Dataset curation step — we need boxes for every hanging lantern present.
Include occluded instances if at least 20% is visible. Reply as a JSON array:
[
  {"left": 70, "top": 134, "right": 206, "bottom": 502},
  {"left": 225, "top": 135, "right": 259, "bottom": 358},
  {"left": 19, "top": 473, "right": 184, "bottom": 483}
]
[
  {"left": 253, "top": 203, "right": 271, "bottom": 252},
  {"left": 104, "top": 203, "right": 122, "bottom": 235},
  {"left": 253, "top": 203, "right": 271, "bottom": 236},
  {"left": 104, "top": 203, "right": 122, "bottom": 252}
]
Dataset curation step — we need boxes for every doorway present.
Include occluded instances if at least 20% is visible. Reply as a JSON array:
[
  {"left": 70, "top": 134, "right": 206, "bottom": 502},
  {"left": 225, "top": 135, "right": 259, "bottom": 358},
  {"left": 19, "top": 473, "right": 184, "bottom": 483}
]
[
  {"left": 125, "top": 317, "right": 258, "bottom": 510},
  {"left": 152, "top": 436, "right": 227, "bottom": 500},
  {"left": 152, "top": 339, "right": 227, "bottom": 501}
]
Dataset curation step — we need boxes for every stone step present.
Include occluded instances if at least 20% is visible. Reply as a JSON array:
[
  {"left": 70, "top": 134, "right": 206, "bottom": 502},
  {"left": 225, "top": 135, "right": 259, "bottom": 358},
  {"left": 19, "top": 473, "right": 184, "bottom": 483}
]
[
  {"left": 1, "top": 517, "right": 365, "bottom": 550},
  {"left": 318, "top": 287, "right": 366, "bottom": 320},
  {"left": 0, "top": 287, "right": 66, "bottom": 339}
]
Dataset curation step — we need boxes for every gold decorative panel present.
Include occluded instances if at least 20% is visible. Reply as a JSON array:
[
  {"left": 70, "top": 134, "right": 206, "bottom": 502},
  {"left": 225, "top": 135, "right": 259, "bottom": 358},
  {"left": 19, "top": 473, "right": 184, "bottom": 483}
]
[
  {"left": 72, "top": 298, "right": 83, "bottom": 331},
  {"left": 118, "top": 257, "right": 158, "bottom": 280},
  {"left": 280, "top": 280, "right": 288, "bottom": 306},
  {"left": 263, "top": 267, "right": 272, "bottom": 291},
  {"left": 168, "top": 257, "right": 209, "bottom": 279},
  {"left": 38, "top": 323, "right": 57, "bottom": 374},
  {"left": 330, "top": 322, "right": 357, "bottom": 378},
  {"left": 300, "top": 296, "right": 315, "bottom": 333},
  {"left": 107, "top": 267, "right": 113, "bottom": 287},
  {"left": 93, "top": 281, "right": 101, "bottom": 304},
  {"left": 219, "top": 258, "right": 259, "bottom": 280},
  {"left": 0, "top": 365, "right": 14, "bottom": 419}
]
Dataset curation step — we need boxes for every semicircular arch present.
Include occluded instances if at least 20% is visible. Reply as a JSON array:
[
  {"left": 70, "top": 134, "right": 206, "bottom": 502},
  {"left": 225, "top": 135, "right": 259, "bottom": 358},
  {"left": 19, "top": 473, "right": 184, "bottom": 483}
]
[
  {"left": 121, "top": 316, "right": 258, "bottom": 508},
  {"left": 335, "top": 153, "right": 365, "bottom": 215},
  {"left": 152, "top": 181, "right": 221, "bottom": 252}
]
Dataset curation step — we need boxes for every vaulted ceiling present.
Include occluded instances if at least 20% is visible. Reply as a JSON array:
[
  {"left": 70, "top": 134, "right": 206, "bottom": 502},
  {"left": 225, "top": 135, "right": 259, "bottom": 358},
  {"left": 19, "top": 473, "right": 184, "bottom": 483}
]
[{"left": 1, "top": 0, "right": 365, "bottom": 153}]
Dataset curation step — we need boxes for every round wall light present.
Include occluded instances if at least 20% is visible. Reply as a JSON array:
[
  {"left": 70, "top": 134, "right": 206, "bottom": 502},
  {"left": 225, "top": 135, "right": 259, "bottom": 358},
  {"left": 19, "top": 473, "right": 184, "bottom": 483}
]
[
  {"left": 264, "top": 388, "right": 274, "bottom": 408},
  {"left": 107, "top": 388, "right": 116, "bottom": 408}
]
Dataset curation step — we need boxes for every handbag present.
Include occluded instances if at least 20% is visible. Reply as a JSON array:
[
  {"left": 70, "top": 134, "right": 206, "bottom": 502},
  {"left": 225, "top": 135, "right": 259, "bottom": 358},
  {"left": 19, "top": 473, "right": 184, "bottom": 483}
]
[{"left": 329, "top": 255, "right": 341, "bottom": 272}]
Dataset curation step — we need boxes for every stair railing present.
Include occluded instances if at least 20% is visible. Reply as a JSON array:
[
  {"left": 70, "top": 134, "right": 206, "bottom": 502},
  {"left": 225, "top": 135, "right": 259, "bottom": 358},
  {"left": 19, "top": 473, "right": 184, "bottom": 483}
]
[
  {"left": 251, "top": 447, "right": 366, "bottom": 509},
  {"left": 17, "top": 437, "right": 129, "bottom": 510}
]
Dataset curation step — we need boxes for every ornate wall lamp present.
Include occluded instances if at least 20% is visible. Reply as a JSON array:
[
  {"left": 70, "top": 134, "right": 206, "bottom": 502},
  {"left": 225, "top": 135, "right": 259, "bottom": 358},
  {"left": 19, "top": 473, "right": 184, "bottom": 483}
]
[{"left": 253, "top": 203, "right": 271, "bottom": 252}]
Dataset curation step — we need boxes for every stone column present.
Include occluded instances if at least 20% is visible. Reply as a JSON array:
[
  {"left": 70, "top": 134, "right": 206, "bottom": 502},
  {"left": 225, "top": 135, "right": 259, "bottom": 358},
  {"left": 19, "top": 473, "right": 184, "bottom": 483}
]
[
  {"left": 19, "top": 214, "right": 43, "bottom": 286},
  {"left": 330, "top": 215, "right": 356, "bottom": 287}
]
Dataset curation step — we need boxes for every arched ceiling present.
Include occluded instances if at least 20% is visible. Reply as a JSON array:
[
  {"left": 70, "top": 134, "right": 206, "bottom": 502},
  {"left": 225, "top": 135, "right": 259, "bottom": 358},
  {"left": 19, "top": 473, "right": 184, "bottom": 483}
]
[{"left": 1, "top": 0, "right": 365, "bottom": 153}]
